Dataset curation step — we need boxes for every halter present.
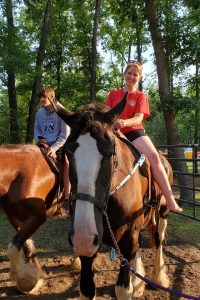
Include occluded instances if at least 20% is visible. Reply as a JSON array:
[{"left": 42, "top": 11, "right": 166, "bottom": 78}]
[
  {"left": 70, "top": 137, "right": 146, "bottom": 213},
  {"left": 70, "top": 193, "right": 104, "bottom": 211}
]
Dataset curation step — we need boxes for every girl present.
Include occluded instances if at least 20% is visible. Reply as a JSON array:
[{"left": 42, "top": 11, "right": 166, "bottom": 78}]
[
  {"left": 106, "top": 61, "right": 182, "bottom": 213},
  {"left": 34, "top": 87, "right": 71, "bottom": 204}
]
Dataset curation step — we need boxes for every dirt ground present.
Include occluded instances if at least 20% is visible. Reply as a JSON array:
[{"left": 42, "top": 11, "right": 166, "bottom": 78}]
[{"left": 0, "top": 216, "right": 200, "bottom": 300}]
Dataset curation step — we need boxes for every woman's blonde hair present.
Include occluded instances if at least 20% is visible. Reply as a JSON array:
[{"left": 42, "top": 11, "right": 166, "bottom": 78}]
[
  {"left": 124, "top": 60, "right": 142, "bottom": 76},
  {"left": 39, "top": 87, "right": 56, "bottom": 102}
]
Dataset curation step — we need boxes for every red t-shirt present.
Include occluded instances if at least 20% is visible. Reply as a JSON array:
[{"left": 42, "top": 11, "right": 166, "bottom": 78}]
[{"left": 105, "top": 88, "right": 150, "bottom": 134}]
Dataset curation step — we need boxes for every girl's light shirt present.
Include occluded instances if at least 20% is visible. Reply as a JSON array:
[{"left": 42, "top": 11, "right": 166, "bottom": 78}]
[{"left": 34, "top": 107, "right": 70, "bottom": 152}]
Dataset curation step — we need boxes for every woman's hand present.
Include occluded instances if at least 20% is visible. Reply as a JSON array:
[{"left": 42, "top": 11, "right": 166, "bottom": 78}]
[{"left": 114, "top": 119, "right": 125, "bottom": 130}]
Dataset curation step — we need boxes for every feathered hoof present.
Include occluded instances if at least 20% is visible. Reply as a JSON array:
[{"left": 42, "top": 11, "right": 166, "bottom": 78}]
[
  {"left": 16, "top": 277, "right": 44, "bottom": 295},
  {"left": 132, "top": 286, "right": 145, "bottom": 298},
  {"left": 115, "top": 285, "right": 133, "bottom": 300},
  {"left": 69, "top": 256, "right": 81, "bottom": 270},
  {"left": 151, "top": 272, "right": 170, "bottom": 289},
  {"left": 10, "top": 258, "right": 44, "bottom": 294}
]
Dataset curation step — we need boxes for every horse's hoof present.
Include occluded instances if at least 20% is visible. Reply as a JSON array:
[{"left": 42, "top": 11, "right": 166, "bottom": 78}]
[
  {"left": 69, "top": 256, "right": 81, "bottom": 270},
  {"left": 17, "top": 278, "right": 44, "bottom": 295}
]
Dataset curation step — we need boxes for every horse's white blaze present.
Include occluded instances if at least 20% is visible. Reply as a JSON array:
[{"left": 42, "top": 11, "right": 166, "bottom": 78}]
[{"left": 73, "top": 133, "right": 103, "bottom": 256}]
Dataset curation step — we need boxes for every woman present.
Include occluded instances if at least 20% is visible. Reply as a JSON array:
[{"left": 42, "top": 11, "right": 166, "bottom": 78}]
[{"left": 105, "top": 61, "right": 182, "bottom": 213}]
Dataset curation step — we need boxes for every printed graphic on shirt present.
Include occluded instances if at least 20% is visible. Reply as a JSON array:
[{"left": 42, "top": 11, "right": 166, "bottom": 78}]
[
  {"left": 127, "top": 99, "right": 136, "bottom": 107},
  {"left": 43, "top": 119, "right": 55, "bottom": 133}
]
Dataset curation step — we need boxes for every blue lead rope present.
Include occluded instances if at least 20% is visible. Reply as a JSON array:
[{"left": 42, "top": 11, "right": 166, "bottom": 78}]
[{"left": 109, "top": 247, "right": 116, "bottom": 262}]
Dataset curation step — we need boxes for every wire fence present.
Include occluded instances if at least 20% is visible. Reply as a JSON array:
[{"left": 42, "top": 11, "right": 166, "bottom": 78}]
[{"left": 157, "top": 144, "right": 200, "bottom": 221}]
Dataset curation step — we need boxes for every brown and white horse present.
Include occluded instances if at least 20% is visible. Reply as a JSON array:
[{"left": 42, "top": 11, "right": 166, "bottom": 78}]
[
  {"left": 53, "top": 94, "right": 171, "bottom": 300},
  {"left": 0, "top": 144, "right": 65, "bottom": 294}
]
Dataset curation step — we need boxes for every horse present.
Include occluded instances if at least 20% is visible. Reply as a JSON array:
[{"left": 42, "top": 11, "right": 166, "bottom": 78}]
[
  {"left": 0, "top": 144, "right": 68, "bottom": 294},
  {"left": 51, "top": 93, "right": 172, "bottom": 300}
]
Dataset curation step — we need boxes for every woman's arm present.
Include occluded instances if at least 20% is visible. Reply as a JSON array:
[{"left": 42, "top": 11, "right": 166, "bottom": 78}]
[{"left": 114, "top": 112, "right": 144, "bottom": 130}]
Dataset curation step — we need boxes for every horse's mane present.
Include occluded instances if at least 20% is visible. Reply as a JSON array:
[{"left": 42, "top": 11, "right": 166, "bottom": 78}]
[
  {"left": 67, "top": 102, "right": 111, "bottom": 141},
  {"left": 77, "top": 102, "right": 109, "bottom": 115}
]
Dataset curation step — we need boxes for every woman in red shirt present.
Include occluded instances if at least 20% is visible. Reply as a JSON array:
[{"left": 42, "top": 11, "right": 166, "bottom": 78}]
[{"left": 106, "top": 61, "right": 182, "bottom": 213}]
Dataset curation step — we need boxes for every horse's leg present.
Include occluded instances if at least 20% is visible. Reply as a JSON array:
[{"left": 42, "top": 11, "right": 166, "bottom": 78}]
[
  {"left": 23, "top": 238, "right": 44, "bottom": 275},
  {"left": 151, "top": 205, "right": 170, "bottom": 287},
  {"left": 130, "top": 226, "right": 146, "bottom": 298},
  {"left": 79, "top": 255, "right": 96, "bottom": 300},
  {"left": 7, "top": 213, "right": 46, "bottom": 294},
  {"left": 115, "top": 228, "right": 145, "bottom": 300},
  {"left": 131, "top": 248, "right": 146, "bottom": 298}
]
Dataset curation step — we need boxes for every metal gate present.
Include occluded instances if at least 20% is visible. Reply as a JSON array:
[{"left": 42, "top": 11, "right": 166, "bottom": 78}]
[{"left": 157, "top": 144, "right": 200, "bottom": 221}]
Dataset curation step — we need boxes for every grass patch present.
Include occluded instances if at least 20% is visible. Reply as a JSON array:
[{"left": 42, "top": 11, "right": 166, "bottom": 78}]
[
  {"left": 1, "top": 209, "right": 199, "bottom": 255},
  {"left": 0, "top": 210, "right": 69, "bottom": 253},
  {"left": 167, "top": 212, "right": 200, "bottom": 248}
]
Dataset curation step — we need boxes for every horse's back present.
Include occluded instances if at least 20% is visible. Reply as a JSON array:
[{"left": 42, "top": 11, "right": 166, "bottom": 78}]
[
  {"left": 0, "top": 144, "right": 56, "bottom": 213},
  {"left": 1, "top": 144, "right": 44, "bottom": 167}
]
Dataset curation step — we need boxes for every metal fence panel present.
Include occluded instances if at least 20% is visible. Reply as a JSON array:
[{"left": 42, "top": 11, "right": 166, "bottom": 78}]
[{"left": 157, "top": 144, "right": 200, "bottom": 221}]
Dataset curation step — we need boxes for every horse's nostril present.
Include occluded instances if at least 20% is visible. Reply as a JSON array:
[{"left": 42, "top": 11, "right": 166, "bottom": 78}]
[{"left": 93, "top": 235, "right": 99, "bottom": 246}]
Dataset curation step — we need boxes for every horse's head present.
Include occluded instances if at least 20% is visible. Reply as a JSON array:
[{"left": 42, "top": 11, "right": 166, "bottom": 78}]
[{"left": 52, "top": 94, "right": 127, "bottom": 257}]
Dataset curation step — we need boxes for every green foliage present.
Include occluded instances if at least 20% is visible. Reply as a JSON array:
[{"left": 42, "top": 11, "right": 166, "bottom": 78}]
[
  {"left": 0, "top": 0, "right": 199, "bottom": 144},
  {"left": 0, "top": 95, "right": 10, "bottom": 144},
  {"left": 145, "top": 87, "right": 167, "bottom": 144}
]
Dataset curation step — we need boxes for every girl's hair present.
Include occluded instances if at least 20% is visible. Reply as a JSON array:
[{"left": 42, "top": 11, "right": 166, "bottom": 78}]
[
  {"left": 124, "top": 60, "right": 142, "bottom": 76},
  {"left": 39, "top": 87, "right": 56, "bottom": 102}
]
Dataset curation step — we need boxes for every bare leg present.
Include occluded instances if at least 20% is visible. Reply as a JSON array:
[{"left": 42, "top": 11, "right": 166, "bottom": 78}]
[{"left": 133, "top": 136, "right": 182, "bottom": 213}]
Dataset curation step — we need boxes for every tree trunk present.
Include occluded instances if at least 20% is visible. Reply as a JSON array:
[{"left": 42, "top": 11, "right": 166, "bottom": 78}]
[
  {"left": 26, "top": 0, "right": 52, "bottom": 143},
  {"left": 144, "top": 0, "right": 193, "bottom": 202},
  {"left": 5, "top": 0, "right": 20, "bottom": 143},
  {"left": 194, "top": 51, "right": 199, "bottom": 144},
  {"left": 90, "top": 0, "right": 101, "bottom": 102},
  {"left": 135, "top": 21, "right": 143, "bottom": 91},
  {"left": 55, "top": 46, "right": 62, "bottom": 102}
]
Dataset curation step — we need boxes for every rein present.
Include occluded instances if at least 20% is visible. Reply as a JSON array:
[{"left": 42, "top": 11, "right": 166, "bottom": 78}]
[{"left": 108, "top": 154, "right": 146, "bottom": 196}]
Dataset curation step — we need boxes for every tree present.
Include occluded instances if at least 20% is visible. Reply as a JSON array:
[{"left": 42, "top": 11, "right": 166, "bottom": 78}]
[
  {"left": 144, "top": 0, "right": 193, "bottom": 202},
  {"left": 26, "top": 0, "right": 52, "bottom": 143},
  {"left": 4, "top": 0, "right": 20, "bottom": 143},
  {"left": 90, "top": 0, "right": 101, "bottom": 102}
]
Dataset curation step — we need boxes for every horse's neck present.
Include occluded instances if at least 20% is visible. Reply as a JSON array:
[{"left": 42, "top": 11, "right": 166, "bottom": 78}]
[{"left": 115, "top": 134, "right": 141, "bottom": 158}]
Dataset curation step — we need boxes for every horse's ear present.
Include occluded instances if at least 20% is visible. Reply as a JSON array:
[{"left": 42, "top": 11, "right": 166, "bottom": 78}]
[
  {"left": 51, "top": 102, "right": 78, "bottom": 128},
  {"left": 102, "top": 92, "right": 128, "bottom": 125}
]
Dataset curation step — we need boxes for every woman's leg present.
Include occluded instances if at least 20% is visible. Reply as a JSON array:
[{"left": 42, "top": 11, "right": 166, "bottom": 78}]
[{"left": 132, "top": 136, "right": 182, "bottom": 212}]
